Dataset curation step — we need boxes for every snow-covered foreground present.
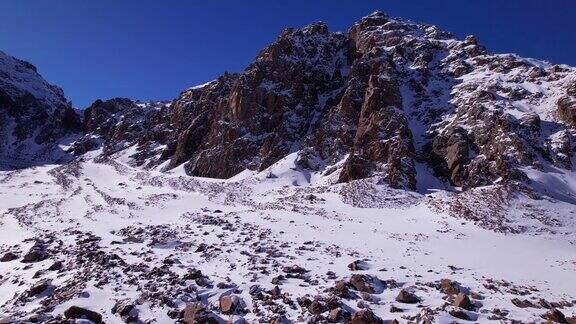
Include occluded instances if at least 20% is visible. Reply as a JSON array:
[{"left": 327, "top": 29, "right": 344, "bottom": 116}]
[{"left": 0, "top": 155, "right": 575, "bottom": 323}]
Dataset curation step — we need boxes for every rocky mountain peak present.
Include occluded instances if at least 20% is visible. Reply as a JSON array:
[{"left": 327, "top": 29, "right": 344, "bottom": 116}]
[
  {"left": 64, "top": 13, "right": 575, "bottom": 197},
  {"left": 2, "top": 12, "right": 576, "bottom": 201}
]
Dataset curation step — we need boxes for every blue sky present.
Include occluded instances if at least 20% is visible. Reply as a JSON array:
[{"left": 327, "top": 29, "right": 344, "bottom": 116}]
[{"left": 1, "top": 0, "right": 574, "bottom": 107}]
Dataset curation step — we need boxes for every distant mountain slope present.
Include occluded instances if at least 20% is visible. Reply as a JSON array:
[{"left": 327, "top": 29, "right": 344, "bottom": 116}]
[{"left": 0, "top": 50, "right": 80, "bottom": 169}]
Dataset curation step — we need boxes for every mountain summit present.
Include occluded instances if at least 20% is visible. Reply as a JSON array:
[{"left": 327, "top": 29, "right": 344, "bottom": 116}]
[{"left": 68, "top": 12, "right": 576, "bottom": 195}]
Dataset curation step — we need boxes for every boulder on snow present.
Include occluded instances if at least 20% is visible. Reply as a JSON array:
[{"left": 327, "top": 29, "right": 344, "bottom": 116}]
[
  {"left": 27, "top": 279, "right": 52, "bottom": 297},
  {"left": 395, "top": 289, "right": 419, "bottom": 304},
  {"left": 219, "top": 295, "right": 243, "bottom": 314},
  {"left": 350, "top": 309, "right": 384, "bottom": 324},
  {"left": 454, "top": 293, "right": 474, "bottom": 310},
  {"left": 349, "top": 274, "right": 384, "bottom": 294},
  {"left": 21, "top": 244, "right": 48, "bottom": 263},
  {"left": 0, "top": 252, "right": 19, "bottom": 262},
  {"left": 348, "top": 260, "right": 369, "bottom": 271},
  {"left": 64, "top": 306, "right": 102, "bottom": 323},
  {"left": 439, "top": 278, "right": 460, "bottom": 295}
]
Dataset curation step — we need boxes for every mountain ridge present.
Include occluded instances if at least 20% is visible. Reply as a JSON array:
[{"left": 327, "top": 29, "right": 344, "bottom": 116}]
[
  {"left": 68, "top": 12, "right": 576, "bottom": 196},
  {"left": 2, "top": 10, "right": 576, "bottom": 199}
]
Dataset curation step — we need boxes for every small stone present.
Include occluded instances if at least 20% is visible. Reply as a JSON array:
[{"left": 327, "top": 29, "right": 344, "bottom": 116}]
[
  {"left": 297, "top": 296, "right": 312, "bottom": 308},
  {"left": 271, "top": 275, "right": 285, "bottom": 284},
  {"left": 270, "top": 285, "right": 282, "bottom": 297},
  {"left": 333, "top": 280, "right": 349, "bottom": 297},
  {"left": 195, "top": 276, "right": 211, "bottom": 287},
  {"left": 249, "top": 285, "right": 261, "bottom": 296},
  {"left": 183, "top": 268, "right": 203, "bottom": 280},
  {"left": 195, "top": 243, "right": 207, "bottom": 253},
  {"left": 350, "top": 274, "right": 375, "bottom": 293},
  {"left": 282, "top": 265, "right": 308, "bottom": 274},
  {"left": 307, "top": 300, "right": 325, "bottom": 315},
  {"left": 22, "top": 245, "right": 48, "bottom": 263},
  {"left": 348, "top": 260, "right": 368, "bottom": 271},
  {"left": 439, "top": 278, "right": 460, "bottom": 295},
  {"left": 511, "top": 297, "right": 536, "bottom": 308}
]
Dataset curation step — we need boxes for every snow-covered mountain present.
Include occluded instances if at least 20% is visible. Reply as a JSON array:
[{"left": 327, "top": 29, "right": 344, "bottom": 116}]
[
  {"left": 0, "top": 50, "right": 81, "bottom": 170},
  {"left": 0, "top": 11, "right": 575, "bottom": 324},
  {"left": 72, "top": 12, "right": 576, "bottom": 198}
]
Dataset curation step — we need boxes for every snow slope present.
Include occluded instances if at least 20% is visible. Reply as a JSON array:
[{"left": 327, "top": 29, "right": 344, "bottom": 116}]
[{"left": 0, "top": 155, "right": 574, "bottom": 323}]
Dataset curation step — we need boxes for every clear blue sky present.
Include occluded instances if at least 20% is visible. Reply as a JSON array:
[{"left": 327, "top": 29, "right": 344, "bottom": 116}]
[{"left": 1, "top": 0, "right": 574, "bottom": 108}]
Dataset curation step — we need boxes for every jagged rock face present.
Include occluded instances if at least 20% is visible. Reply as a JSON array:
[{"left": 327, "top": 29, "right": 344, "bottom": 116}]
[
  {"left": 0, "top": 51, "right": 80, "bottom": 168},
  {"left": 557, "top": 82, "right": 576, "bottom": 127},
  {"left": 20, "top": 11, "right": 576, "bottom": 191},
  {"left": 72, "top": 98, "right": 171, "bottom": 166},
  {"left": 169, "top": 23, "right": 350, "bottom": 178}
]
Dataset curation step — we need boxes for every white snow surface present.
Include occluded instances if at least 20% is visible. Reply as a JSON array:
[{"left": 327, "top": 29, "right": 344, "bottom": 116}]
[{"left": 0, "top": 154, "right": 575, "bottom": 323}]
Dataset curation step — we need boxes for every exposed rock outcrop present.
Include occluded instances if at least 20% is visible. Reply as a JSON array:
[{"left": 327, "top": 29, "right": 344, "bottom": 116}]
[{"left": 3, "top": 11, "right": 576, "bottom": 194}]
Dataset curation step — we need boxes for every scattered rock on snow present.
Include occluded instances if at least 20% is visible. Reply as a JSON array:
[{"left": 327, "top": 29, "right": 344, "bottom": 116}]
[
  {"left": 511, "top": 297, "right": 537, "bottom": 308},
  {"left": 27, "top": 279, "right": 52, "bottom": 297},
  {"left": 449, "top": 308, "right": 471, "bottom": 321},
  {"left": 350, "top": 309, "right": 384, "bottom": 324},
  {"left": 454, "top": 293, "right": 474, "bottom": 310},
  {"left": 395, "top": 289, "right": 420, "bottom": 304},
  {"left": 219, "top": 295, "right": 242, "bottom": 315},
  {"left": 439, "top": 278, "right": 461, "bottom": 295},
  {"left": 21, "top": 244, "right": 48, "bottom": 263},
  {"left": 348, "top": 259, "right": 369, "bottom": 271},
  {"left": 0, "top": 252, "right": 19, "bottom": 262},
  {"left": 349, "top": 274, "right": 383, "bottom": 293},
  {"left": 64, "top": 306, "right": 102, "bottom": 323},
  {"left": 543, "top": 308, "right": 568, "bottom": 323}
]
